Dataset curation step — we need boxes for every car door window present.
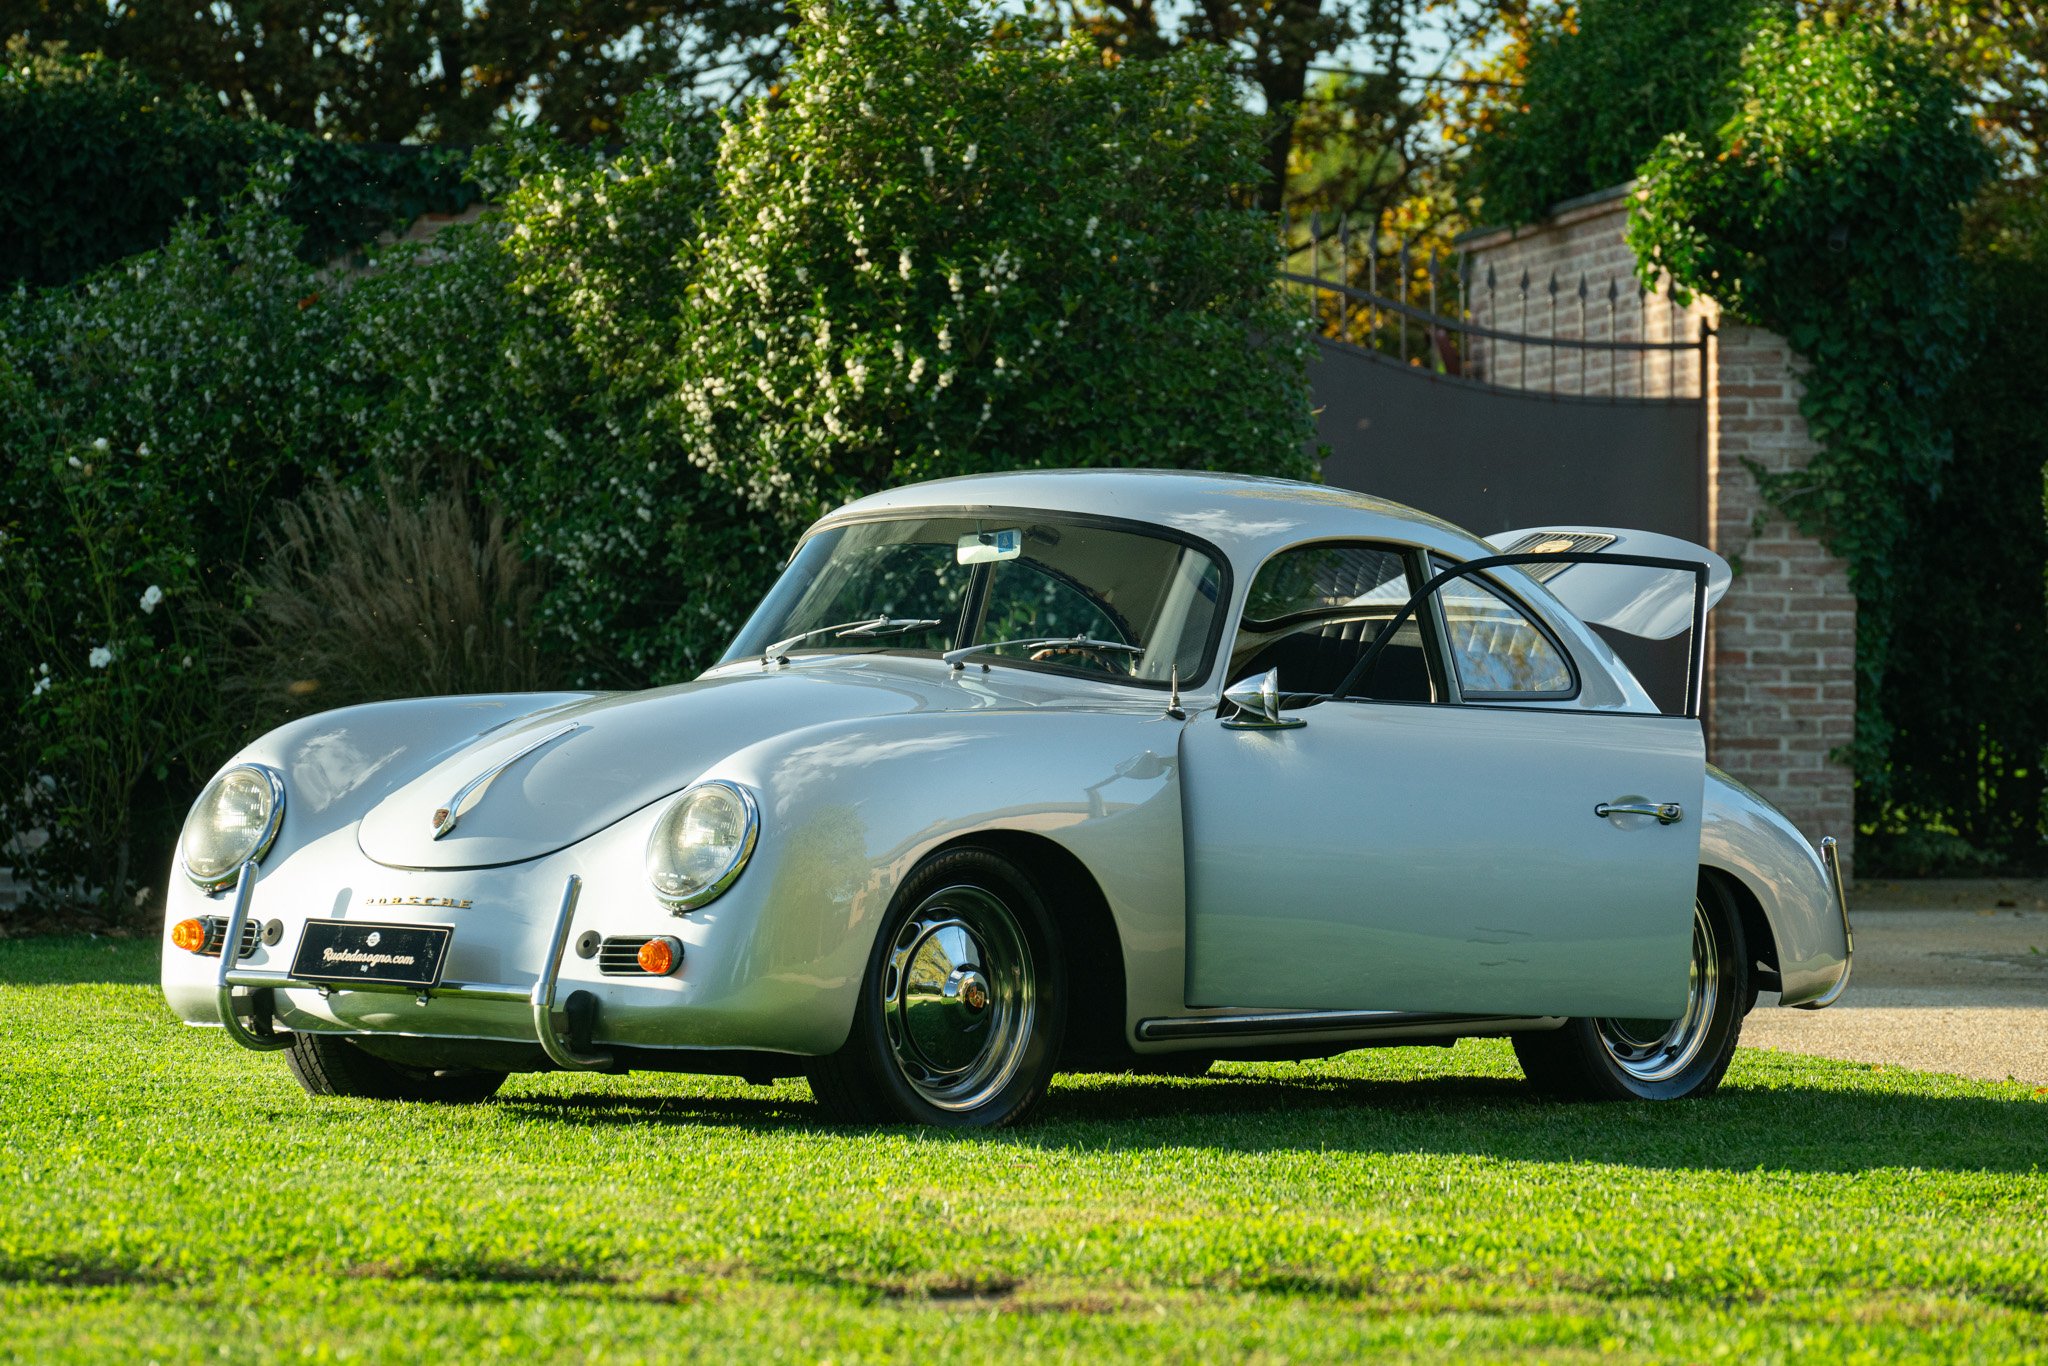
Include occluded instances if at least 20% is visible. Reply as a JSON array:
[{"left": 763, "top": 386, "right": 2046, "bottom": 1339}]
[
  {"left": 1429, "top": 557, "right": 1574, "bottom": 697},
  {"left": 1231, "top": 542, "right": 1434, "bottom": 702}
]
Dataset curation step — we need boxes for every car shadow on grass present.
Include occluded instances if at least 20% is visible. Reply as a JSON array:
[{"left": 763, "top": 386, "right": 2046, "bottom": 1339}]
[{"left": 499, "top": 1062, "right": 2048, "bottom": 1176}]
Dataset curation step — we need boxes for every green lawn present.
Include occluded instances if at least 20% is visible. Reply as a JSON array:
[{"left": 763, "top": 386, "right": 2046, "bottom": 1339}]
[{"left": 2, "top": 938, "right": 2044, "bottom": 1363}]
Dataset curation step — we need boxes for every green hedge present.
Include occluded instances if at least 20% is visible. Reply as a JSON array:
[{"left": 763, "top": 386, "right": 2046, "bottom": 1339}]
[
  {"left": 1863, "top": 255, "right": 2048, "bottom": 873},
  {"left": 499, "top": 0, "right": 1318, "bottom": 683},
  {"left": 0, "top": 0, "right": 1316, "bottom": 923},
  {"left": 0, "top": 48, "right": 476, "bottom": 287},
  {"left": 0, "top": 181, "right": 607, "bottom": 921}
]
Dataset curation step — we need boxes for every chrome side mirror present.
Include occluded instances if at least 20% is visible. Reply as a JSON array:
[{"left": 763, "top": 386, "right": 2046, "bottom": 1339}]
[{"left": 1221, "top": 669, "right": 1305, "bottom": 731}]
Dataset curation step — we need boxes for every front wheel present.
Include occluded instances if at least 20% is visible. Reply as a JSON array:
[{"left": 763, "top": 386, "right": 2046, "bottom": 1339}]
[
  {"left": 808, "top": 847, "right": 1065, "bottom": 1128},
  {"left": 284, "top": 1032, "right": 507, "bottom": 1103},
  {"left": 1513, "top": 888, "right": 1747, "bottom": 1101}
]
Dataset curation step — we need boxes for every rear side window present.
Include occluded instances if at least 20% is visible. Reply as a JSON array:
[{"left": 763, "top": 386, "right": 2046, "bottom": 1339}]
[
  {"left": 1430, "top": 557, "right": 1574, "bottom": 697},
  {"left": 1241, "top": 544, "right": 1409, "bottom": 625}
]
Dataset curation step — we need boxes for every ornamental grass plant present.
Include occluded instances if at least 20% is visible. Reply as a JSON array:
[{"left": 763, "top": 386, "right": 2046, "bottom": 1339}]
[{"left": 225, "top": 480, "right": 547, "bottom": 723}]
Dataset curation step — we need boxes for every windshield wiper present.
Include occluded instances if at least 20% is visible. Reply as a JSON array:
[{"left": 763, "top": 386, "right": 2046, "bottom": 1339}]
[
  {"left": 942, "top": 634, "right": 1144, "bottom": 672},
  {"left": 763, "top": 616, "right": 945, "bottom": 663}
]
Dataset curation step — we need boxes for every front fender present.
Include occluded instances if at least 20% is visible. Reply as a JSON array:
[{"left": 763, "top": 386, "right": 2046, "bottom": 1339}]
[
  {"left": 1701, "top": 765, "right": 1849, "bottom": 1006},
  {"left": 697, "top": 706, "right": 1190, "bottom": 1055}
]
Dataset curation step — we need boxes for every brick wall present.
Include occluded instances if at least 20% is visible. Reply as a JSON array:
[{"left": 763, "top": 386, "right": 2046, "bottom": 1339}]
[
  {"left": 1706, "top": 325, "right": 1858, "bottom": 859},
  {"left": 1460, "top": 187, "right": 1858, "bottom": 873}
]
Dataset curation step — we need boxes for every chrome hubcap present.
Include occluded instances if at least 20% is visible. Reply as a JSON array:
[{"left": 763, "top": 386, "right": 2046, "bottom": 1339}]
[
  {"left": 882, "top": 885, "right": 1034, "bottom": 1111},
  {"left": 1595, "top": 899, "right": 1720, "bottom": 1084}
]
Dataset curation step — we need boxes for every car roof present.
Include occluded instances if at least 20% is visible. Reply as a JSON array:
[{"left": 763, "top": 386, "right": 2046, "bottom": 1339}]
[{"left": 816, "top": 469, "right": 1495, "bottom": 567}]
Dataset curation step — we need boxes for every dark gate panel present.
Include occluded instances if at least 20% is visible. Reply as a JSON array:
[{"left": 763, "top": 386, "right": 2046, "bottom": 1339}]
[
  {"left": 1311, "top": 339, "right": 1705, "bottom": 545},
  {"left": 1309, "top": 339, "right": 1706, "bottom": 711}
]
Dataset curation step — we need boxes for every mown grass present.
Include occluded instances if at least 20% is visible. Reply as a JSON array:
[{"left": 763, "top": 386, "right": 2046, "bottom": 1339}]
[{"left": 2, "top": 937, "right": 2044, "bottom": 1363}]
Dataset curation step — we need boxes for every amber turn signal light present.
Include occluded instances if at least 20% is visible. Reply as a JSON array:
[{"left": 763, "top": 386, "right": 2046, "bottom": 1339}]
[
  {"left": 637, "top": 936, "right": 682, "bottom": 976},
  {"left": 171, "top": 918, "right": 207, "bottom": 953}
]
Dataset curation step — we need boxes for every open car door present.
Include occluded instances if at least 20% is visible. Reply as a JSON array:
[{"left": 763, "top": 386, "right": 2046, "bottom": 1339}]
[{"left": 1181, "top": 549, "right": 1714, "bottom": 1020}]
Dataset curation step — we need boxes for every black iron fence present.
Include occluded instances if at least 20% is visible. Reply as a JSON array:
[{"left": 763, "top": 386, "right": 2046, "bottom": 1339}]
[{"left": 1282, "top": 214, "right": 1711, "bottom": 401}]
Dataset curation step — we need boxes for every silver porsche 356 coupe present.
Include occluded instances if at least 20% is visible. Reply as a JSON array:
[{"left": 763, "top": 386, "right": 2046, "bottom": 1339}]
[{"left": 162, "top": 470, "right": 1851, "bottom": 1127}]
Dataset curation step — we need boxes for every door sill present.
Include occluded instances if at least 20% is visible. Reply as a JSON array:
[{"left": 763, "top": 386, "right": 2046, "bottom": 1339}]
[{"left": 1136, "top": 1009, "right": 1546, "bottom": 1042}]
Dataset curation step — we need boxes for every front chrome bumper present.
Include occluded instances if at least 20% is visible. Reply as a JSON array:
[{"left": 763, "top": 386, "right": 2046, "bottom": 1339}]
[
  {"left": 209, "top": 859, "right": 615, "bottom": 1070},
  {"left": 1794, "top": 835, "right": 1855, "bottom": 1011}
]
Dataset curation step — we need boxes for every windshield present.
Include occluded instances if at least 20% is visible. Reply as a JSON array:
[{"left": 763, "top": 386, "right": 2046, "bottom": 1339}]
[{"left": 722, "top": 515, "right": 1226, "bottom": 688}]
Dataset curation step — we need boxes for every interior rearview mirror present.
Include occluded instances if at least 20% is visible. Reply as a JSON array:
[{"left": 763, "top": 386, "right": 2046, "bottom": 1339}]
[{"left": 956, "top": 529, "right": 1023, "bottom": 565}]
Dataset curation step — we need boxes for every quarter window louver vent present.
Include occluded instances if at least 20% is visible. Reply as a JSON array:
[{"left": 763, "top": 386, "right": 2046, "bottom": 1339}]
[{"left": 598, "top": 937, "right": 656, "bottom": 975}]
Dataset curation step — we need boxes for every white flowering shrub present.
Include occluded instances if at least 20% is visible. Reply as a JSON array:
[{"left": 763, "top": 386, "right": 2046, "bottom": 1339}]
[
  {"left": 0, "top": 188, "right": 598, "bottom": 920},
  {"left": 681, "top": 0, "right": 1317, "bottom": 511},
  {"left": 500, "top": 0, "right": 1317, "bottom": 677},
  {"left": 0, "top": 197, "right": 350, "bottom": 919}
]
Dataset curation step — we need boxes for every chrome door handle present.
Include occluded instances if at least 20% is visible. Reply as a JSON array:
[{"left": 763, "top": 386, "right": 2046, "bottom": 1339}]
[{"left": 1596, "top": 801, "right": 1684, "bottom": 825}]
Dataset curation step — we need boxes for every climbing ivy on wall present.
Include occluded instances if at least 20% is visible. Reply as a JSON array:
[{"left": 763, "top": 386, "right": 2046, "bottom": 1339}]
[
  {"left": 1466, "top": 0, "right": 1786, "bottom": 227},
  {"left": 1626, "top": 18, "right": 1993, "bottom": 803}
]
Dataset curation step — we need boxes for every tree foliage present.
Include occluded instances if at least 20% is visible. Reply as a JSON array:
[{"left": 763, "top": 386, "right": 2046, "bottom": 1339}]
[
  {"left": 1459, "top": 1, "right": 2044, "bottom": 241},
  {"left": 0, "top": 45, "right": 477, "bottom": 286},
  {"left": 1, "top": 0, "right": 789, "bottom": 143},
  {"left": 1465, "top": 0, "right": 1788, "bottom": 225},
  {"left": 503, "top": 0, "right": 1318, "bottom": 679},
  {"left": 1284, "top": 1, "right": 1536, "bottom": 247},
  {"left": 1045, "top": 0, "right": 1358, "bottom": 211}
]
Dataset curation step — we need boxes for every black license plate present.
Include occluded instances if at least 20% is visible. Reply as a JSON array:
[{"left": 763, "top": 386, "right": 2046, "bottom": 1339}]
[{"left": 292, "top": 919, "right": 452, "bottom": 988}]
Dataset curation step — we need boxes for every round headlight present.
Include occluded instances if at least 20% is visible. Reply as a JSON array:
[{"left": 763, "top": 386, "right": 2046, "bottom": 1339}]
[
  {"left": 180, "top": 764, "right": 286, "bottom": 891},
  {"left": 646, "top": 780, "right": 759, "bottom": 910}
]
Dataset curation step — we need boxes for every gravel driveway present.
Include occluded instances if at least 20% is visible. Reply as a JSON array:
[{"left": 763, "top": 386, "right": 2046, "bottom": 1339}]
[{"left": 1742, "top": 878, "right": 2048, "bottom": 1086}]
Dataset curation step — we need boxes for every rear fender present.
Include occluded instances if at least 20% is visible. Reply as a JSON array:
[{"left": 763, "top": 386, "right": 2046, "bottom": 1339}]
[{"left": 1700, "top": 766, "right": 1848, "bottom": 1005}]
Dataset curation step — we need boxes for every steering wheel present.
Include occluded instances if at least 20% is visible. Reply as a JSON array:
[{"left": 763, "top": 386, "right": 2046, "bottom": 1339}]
[{"left": 1027, "top": 643, "right": 1134, "bottom": 675}]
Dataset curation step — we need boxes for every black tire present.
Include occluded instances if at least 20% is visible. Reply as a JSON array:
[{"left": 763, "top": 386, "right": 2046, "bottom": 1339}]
[
  {"left": 284, "top": 1032, "right": 508, "bottom": 1104},
  {"left": 808, "top": 846, "right": 1066, "bottom": 1129},
  {"left": 1512, "top": 884, "right": 1748, "bottom": 1102}
]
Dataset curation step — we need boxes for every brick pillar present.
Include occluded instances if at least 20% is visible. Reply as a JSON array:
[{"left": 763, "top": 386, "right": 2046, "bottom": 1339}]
[
  {"left": 1705, "top": 325, "right": 1858, "bottom": 870},
  {"left": 1455, "top": 187, "right": 1857, "bottom": 873}
]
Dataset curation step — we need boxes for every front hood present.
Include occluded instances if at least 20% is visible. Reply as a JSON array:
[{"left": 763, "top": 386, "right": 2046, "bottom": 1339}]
[{"left": 355, "top": 660, "right": 1094, "bottom": 870}]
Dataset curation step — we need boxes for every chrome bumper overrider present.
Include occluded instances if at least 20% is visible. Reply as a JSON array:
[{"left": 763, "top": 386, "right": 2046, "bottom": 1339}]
[
  {"left": 210, "top": 860, "right": 616, "bottom": 1069},
  {"left": 1795, "top": 835, "right": 1855, "bottom": 1011}
]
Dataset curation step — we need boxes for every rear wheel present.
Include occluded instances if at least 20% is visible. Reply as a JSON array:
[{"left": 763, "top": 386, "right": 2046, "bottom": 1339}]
[
  {"left": 808, "top": 847, "right": 1065, "bottom": 1128},
  {"left": 284, "top": 1032, "right": 507, "bottom": 1104},
  {"left": 1513, "top": 888, "right": 1747, "bottom": 1101}
]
